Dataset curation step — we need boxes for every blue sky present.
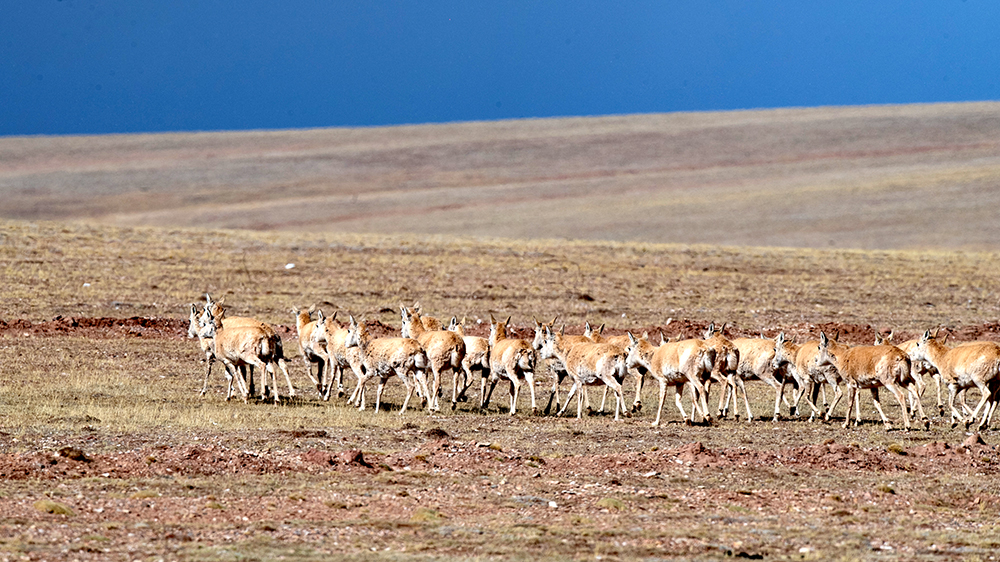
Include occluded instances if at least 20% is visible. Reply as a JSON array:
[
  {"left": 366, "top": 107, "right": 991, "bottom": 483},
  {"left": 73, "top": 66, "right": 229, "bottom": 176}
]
[{"left": 2, "top": 1, "right": 998, "bottom": 136}]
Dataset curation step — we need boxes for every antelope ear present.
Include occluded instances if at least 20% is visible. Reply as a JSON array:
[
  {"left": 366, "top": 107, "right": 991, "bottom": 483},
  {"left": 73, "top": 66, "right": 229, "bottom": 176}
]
[
  {"left": 598, "top": 323, "right": 605, "bottom": 335},
  {"left": 316, "top": 310, "right": 325, "bottom": 321},
  {"left": 505, "top": 316, "right": 512, "bottom": 326},
  {"left": 627, "top": 332, "right": 638, "bottom": 345},
  {"left": 820, "top": 332, "right": 829, "bottom": 346},
  {"left": 560, "top": 324, "right": 566, "bottom": 336},
  {"left": 190, "top": 304, "right": 198, "bottom": 314},
  {"left": 331, "top": 311, "right": 338, "bottom": 322},
  {"left": 490, "top": 314, "right": 497, "bottom": 323}
]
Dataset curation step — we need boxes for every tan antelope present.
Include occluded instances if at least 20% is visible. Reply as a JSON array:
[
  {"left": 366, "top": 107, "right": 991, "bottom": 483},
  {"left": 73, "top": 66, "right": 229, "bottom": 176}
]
[
  {"left": 199, "top": 295, "right": 283, "bottom": 396},
  {"left": 292, "top": 306, "right": 325, "bottom": 396},
  {"left": 309, "top": 310, "right": 367, "bottom": 402},
  {"left": 701, "top": 323, "right": 743, "bottom": 421},
  {"left": 200, "top": 298, "right": 295, "bottom": 400},
  {"left": 532, "top": 318, "right": 595, "bottom": 415},
  {"left": 188, "top": 303, "right": 246, "bottom": 397},
  {"left": 873, "top": 332, "right": 934, "bottom": 421},
  {"left": 402, "top": 302, "right": 442, "bottom": 331},
  {"left": 446, "top": 316, "right": 490, "bottom": 405},
  {"left": 625, "top": 332, "right": 713, "bottom": 427},
  {"left": 729, "top": 333, "right": 799, "bottom": 422},
  {"left": 197, "top": 311, "right": 289, "bottom": 404},
  {"left": 588, "top": 328, "right": 646, "bottom": 415},
  {"left": 814, "top": 332, "right": 923, "bottom": 430},
  {"left": 400, "top": 306, "right": 466, "bottom": 412},
  {"left": 782, "top": 334, "right": 846, "bottom": 422},
  {"left": 482, "top": 315, "right": 538, "bottom": 415},
  {"left": 539, "top": 325, "right": 629, "bottom": 420},
  {"left": 344, "top": 316, "right": 431, "bottom": 415},
  {"left": 912, "top": 330, "right": 1000, "bottom": 429}
]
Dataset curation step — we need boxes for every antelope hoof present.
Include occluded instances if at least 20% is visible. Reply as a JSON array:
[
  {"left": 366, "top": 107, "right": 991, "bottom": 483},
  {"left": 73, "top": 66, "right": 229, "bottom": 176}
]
[
  {"left": 451, "top": 401, "right": 458, "bottom": 411},
  {"left": 923, "top": 419, "right": 930, "bottom": 430},
  {"left": 684, "top": 419, "right": 693, "bottom": 427},
  {"left": 532, "top": 407, "right": 539, "bottom": 416},
  {"left": 632, "top": 402, "right": 642, "bottom": 412}
]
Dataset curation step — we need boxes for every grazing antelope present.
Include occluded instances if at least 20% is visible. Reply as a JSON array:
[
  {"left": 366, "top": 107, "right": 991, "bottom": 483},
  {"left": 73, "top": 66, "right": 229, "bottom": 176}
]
[
  {"left": 482, "top": 315, "right": 538, "bottom": 415},
  {"left": 912, "top": 330, "right": 1000, "bottom": 429},
  {"left": 197, "top": 313, "right": 288, "bottom": 404},
  {"left": 625, "top": 332, "right": 713, "bottom": 427},
  {"left": 730, "top": 333, "right": 799, "bottom": 422},
  {"left": 292, "top": 306, "right": 325, "bottom": 396},
  {"left": 400, "top": 306, "right": 466, "bottom": 412},
  {"left": 344, "top": 316, "right": 431, "bottom": 415},
  {"left": 539, "top": 325, "right": 629, "bottom": 420},
  {"left": 814, "top": 333, "right": 922, "bottom": 430},
  {"left": 200, "top": 298, "right": 295, "bottom": 400},
  {"left": 446, "top": 316, "right": 490, "bottom": 404}
]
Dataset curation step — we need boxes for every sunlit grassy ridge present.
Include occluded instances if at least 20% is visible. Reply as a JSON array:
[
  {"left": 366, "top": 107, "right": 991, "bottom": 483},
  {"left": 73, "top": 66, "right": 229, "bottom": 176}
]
[{"left": 2, "top": 219, "right": 998, "bottom": 333}]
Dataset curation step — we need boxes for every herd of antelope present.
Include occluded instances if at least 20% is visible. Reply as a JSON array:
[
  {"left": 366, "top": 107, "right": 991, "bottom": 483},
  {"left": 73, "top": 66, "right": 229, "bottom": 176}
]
[{"left": 187, "top": 296, "right": 1000, "bottom": 432}]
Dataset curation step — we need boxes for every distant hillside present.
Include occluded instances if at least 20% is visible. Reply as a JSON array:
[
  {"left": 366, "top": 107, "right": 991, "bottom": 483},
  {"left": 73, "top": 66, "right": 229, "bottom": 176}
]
[{"left": 2, "top": 102, "right": 999, "bottom": 250}]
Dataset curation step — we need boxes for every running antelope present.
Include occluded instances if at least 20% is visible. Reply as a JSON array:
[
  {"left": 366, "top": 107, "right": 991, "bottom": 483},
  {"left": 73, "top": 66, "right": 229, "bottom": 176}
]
[
  {"left": 625, "top": 332, "right": 713, "bottom": 427},
  {"left": 446, "top": 316, "right": 489, "bottom": 405},
  {"left": 912, "top": 330, "right": 1000, "bottom": 429},
  {"left": 400, "top": 306, "right": 466, "bottom": 412},
  {"left": 482, "top": 315, "right": 538, "bottom": 415},
  {"left": 814, "top": 333, "right": 923, "bottom": 430},
  {"left": 539, "top": 326, "right": 629, "bottom": 420},
  {"left": 344, "top": 316, "right": 431, "bottom": 415}
]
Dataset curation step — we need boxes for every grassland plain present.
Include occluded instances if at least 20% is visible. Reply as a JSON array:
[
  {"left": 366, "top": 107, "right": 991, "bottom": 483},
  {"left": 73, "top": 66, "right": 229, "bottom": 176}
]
[
  {"left": 4, "top": 102, "right": 1000, "bottom": 250},
  {"left": 2, "top": 219, "right": 1000, "bottom": 560}
]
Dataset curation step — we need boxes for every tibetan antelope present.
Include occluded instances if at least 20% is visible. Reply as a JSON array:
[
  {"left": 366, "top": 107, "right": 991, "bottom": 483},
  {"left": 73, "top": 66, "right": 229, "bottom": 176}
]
[
  {"left": 730, "top": 333, "right": 799, "bottom": 422},
  {"left": 912, "top": 330, "right": 1000, "bottom": 429},
  {"left": 532, "top": 318, "right": 595, "bottom": 415},
  {"left": 197, "top": 312, "right": 289, "bottom": 404},
  {"left": 200, "top": 298, "right": 295, "bottom": 400},
  {"left": 446, "top": 316, "right": 490, "bottom": 405},
  {"left": 482, "top": 316, "right": 538, "bottom": 415},
  {"left": 309, "top": 310, "right": 367, "bottom": 402},
  {"left": 539, "top": 325, "right": 629, "bottom": 420},
  {"left": 292, "top": 306, "right": 325, "bottom": 396},
  {"left": 814, "top": 332, "right": 922, "bottom": 430},
  {"left": 701, "top": 323, "right": 743, "bottom": 420},
  {"left": 625, "top": 332, "right": 713, "bottom": 427},
  {"left": 400, "top": 306, "right": 466, "bottom": 412},
  {"left": 344, "top": 316, "right": 431, "bottom": 415}
]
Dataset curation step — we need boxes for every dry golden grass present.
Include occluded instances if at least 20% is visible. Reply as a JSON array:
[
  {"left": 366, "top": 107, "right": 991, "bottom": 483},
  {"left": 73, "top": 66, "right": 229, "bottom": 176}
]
[{"left": 3, "top": 220, "right": 999, "bottom": 335}]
